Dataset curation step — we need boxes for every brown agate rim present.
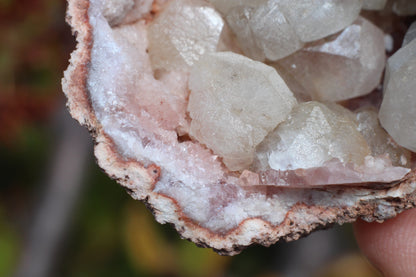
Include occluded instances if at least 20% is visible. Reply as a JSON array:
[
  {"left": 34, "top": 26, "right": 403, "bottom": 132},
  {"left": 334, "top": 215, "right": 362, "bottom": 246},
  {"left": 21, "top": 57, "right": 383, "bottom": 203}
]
[{"left": 62, "top": 0, "right": 416, "bottom": 255}]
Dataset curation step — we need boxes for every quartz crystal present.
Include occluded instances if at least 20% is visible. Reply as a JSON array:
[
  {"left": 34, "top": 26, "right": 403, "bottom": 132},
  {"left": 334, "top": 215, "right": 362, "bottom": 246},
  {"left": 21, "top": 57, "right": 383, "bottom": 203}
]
[
  {"left": 356, "top": 107, "right": 411, "bottom": 167},
  {"left": 148, "top": 0, "right": 226, "bottom": 71},
  {"left": 393, "top": 0, "right": 416, "bottom": 16},
  {"left": 253, "top": 102, "right": 370, "bottom": 171},
  {"left": 188, "top": 52, "right": 297, "bottom": 171},
  {"left": 379, "top": 36, "right": 416, "bottom": 152},
  {"left": 272, "top": 17, "right": 386, "bottom": 102},
  {"left": 363, "top": 0, "right": 387, "bottom": 10}
]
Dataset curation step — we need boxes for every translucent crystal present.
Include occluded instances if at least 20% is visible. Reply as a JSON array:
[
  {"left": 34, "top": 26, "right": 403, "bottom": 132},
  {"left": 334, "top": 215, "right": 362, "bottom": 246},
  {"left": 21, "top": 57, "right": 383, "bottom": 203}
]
[
  {"left": 278, "top": 0, "right": 363, "bottom": 42},
  {"left": 148, "top": 0, "right": 226, "bottom": 71},
  {"left": 188, "top": 52, "right": 297, "bottom": 171},
  {"left": 226, "top": 2, "right": 304, "bottom": 61},
  {"left": 208, "top": 0, "right": 266, "bottom": 15},
  {"left": 272, "top": 17, "right": 386, "bottom": 102},
  {"left": 254, "top": 102, "right": 370, "bottom": 171},
  {"left": 379, "top": 38, "right": 416, "bottom": 152},
  {"left": 393, "top": 0, "right": 416, "bottom": 16},
  {"left": 356, "top": 107, "right": 411, "bottom": 167},
  {"left": 403, "top": 22, "right": 416, "bottom": 47},
  {"left": 363, "top": 0, "right": 387, "bottom": 10}
]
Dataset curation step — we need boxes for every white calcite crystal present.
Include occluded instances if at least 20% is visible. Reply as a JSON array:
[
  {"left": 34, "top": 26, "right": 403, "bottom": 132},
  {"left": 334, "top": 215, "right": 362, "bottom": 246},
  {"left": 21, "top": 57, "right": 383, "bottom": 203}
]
[
  {"left": 188, "top": 52, "right": 297, "bottom": 171},
  {"left": 254, "top": 102, "right": 370, "bottom": 171},
  {"left": 226, "top": 1, "right": 303, "bottom": 61},
  {"left": 379, "top": 34, "right": 416, "bottom": 152},
  {"left": 356, "top": 107, "right": 411, "bottom": 167},
  {"left": 148, "top": 0, "right": 226, "bottom": 71},
  {"left": 363, "top": 0, "right": 387, "bottom": 10},
  {"left": 277, "top": 0, "right": 363, "bottom": 42},
  {"left": 222, "top": 0, "right": 362, "bottom": 61},
  {"left": 273, "top": 17, "right": 386, "bottom": 102},
  {"left": 102, "top": 0, "right": 134, "bottom": 26},
  {"left": 208, "top": 0, "right": 265, "bottom": 15}
]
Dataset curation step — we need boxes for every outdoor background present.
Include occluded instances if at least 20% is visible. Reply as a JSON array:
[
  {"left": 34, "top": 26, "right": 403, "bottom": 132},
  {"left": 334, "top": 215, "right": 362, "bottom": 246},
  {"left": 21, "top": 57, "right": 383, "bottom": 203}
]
[{"left": 0, "top": 1, "right": 382, "bottom": 276}]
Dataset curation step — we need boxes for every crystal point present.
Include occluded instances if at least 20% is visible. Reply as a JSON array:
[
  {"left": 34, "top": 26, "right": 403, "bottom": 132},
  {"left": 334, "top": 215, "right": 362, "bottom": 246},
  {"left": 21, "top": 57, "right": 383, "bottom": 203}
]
[
  {"left": 254, "top": 102, "right": 370, "bottom": 171},
  {"left": 188, "top": 52, "right": 297, "bottom": 171},
  {"left": 148, "top": 0, "right": 226, "bottom": 71},
  {"left": 272, "top": 17, "right": 386, "bottom": 102}
]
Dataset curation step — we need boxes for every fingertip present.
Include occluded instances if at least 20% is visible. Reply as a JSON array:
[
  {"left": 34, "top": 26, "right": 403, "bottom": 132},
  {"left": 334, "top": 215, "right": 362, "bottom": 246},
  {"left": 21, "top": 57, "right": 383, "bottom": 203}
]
[{"left": 354, "top": 208, "right": 416, "bottom": 277}]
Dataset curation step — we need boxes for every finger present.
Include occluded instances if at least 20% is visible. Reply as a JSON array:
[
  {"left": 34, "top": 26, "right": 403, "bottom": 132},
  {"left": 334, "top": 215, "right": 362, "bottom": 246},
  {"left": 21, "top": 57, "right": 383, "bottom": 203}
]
[{"left": 353, "top": 208, "right": 416, "bottom": 277}]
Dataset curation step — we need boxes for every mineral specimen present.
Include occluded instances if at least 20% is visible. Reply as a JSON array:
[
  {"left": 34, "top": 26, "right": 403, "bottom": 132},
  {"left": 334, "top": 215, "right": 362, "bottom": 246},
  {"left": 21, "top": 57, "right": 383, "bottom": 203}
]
[
  {"left": 379, "top": 30, "right": 416, "bottom": 152},
  {"left": 63, "top": 0, "right": 416, "bottom": 256},
  {"left": 188, "top": 52, "right": 297, "bottom": 171},
  {"left": 272, "top": 17, "right": 386, "bottom": 102},
  {"left": 148, "top": 0, "right": 226, "bottom": 71}
]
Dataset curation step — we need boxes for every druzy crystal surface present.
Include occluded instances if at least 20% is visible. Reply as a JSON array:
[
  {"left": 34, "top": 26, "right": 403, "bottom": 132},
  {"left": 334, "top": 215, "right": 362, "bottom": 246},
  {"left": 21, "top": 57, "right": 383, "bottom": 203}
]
[
  {"left": 188, "top": 52, "right": 297, "bottom": 171},
  {"left": 148, "top": 0, "right": 226, "bottom": 71}
]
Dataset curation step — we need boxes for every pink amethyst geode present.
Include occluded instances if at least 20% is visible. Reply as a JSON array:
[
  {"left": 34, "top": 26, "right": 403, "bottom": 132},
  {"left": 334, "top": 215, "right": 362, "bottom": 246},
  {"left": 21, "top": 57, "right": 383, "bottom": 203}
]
[{"left": 63, "top": 0, "right": 416, "bottom": 255}]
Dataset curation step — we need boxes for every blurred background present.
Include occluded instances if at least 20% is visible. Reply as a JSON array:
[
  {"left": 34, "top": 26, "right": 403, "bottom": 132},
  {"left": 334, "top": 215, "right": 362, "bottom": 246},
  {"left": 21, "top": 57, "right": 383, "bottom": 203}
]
[{"left": 0, "top": 0, "right": 382, "bottom": 276}]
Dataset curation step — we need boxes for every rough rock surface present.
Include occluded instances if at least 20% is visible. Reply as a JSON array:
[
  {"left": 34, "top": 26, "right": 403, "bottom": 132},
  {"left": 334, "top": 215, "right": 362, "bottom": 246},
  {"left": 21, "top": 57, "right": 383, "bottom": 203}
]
[{"left": 63, "top": 0, "right": 416, "bottom": 255}]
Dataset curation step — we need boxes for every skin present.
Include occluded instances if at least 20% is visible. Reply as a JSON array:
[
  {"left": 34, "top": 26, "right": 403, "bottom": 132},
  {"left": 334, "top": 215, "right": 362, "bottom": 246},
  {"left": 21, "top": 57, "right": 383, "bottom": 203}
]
[{"left": 354, "top": 208, "right": 416, "bottom": 276}]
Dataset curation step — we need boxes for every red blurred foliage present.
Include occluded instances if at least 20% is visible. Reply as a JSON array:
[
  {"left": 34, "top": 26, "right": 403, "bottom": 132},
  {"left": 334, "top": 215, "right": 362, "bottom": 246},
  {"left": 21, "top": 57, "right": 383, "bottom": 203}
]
[{"left": 0, "top": 0, "right": 75, "bottom": 144}]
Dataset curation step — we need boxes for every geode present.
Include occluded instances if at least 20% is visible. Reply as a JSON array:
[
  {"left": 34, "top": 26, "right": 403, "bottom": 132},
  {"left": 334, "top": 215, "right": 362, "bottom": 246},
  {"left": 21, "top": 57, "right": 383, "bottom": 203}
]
[{"left": 63, "top": 0, "right": 416, "bottom": 255}]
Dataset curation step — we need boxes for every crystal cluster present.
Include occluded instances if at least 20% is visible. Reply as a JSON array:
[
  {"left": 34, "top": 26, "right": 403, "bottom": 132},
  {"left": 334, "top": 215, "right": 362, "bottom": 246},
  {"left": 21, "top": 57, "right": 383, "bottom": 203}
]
[
  {"left": 143, "top": 0, "right": 416, "bottom": 186},
  {"left": 188, "top": 52, "right": 297, "bottom": 171},
  {"left": 272, "top": 17, "right": 386, "bottom": 102},
  {"left": 211, "top": 0, "right": 363, "bottom": 61}
]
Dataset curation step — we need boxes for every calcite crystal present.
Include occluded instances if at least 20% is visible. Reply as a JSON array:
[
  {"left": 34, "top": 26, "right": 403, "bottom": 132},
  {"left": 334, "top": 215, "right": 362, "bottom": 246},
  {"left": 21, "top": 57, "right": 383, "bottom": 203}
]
[
  {"left": 148, "top": 0, "right": 226, "bottom": 71},
  {"left": 63, "top": 0, "right": 416, "bottom": 255},
  {"left": 273, "top": 17, "right": 386, "bottom": 102},
  {"left": 379, "top": 31, "right": 416, "bottom": 152},
  {"left": 188, "top": 52, "right": 297, "bottom": 170},
  {"left": 356, "top": 107, "right": 411, "bottom": 167},
  {"left": 253, "top": 102, "right": 370, "bottom": 171},
  {"left": 225, "top": 1, "right": 303, "bottom": 61}
]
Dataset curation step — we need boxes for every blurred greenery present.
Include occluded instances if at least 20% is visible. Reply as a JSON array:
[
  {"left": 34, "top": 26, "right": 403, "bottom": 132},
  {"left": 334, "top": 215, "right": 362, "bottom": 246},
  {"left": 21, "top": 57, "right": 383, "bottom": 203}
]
[{"left": 0, "top": 0, "right": 382, "bottom": 276}]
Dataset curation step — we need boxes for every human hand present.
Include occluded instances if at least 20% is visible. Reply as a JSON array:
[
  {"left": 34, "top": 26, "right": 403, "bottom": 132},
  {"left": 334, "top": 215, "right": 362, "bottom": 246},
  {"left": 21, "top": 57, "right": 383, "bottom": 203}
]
[{"left": 354, "top": 208, "right": 416, "bottom": 276}]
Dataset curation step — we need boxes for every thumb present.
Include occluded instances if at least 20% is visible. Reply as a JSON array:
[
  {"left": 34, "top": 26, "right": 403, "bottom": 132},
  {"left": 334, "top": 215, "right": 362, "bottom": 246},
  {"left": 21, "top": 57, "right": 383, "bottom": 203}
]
[{"left": 353, "top": 208, "right": 416, "bottom": 277}]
